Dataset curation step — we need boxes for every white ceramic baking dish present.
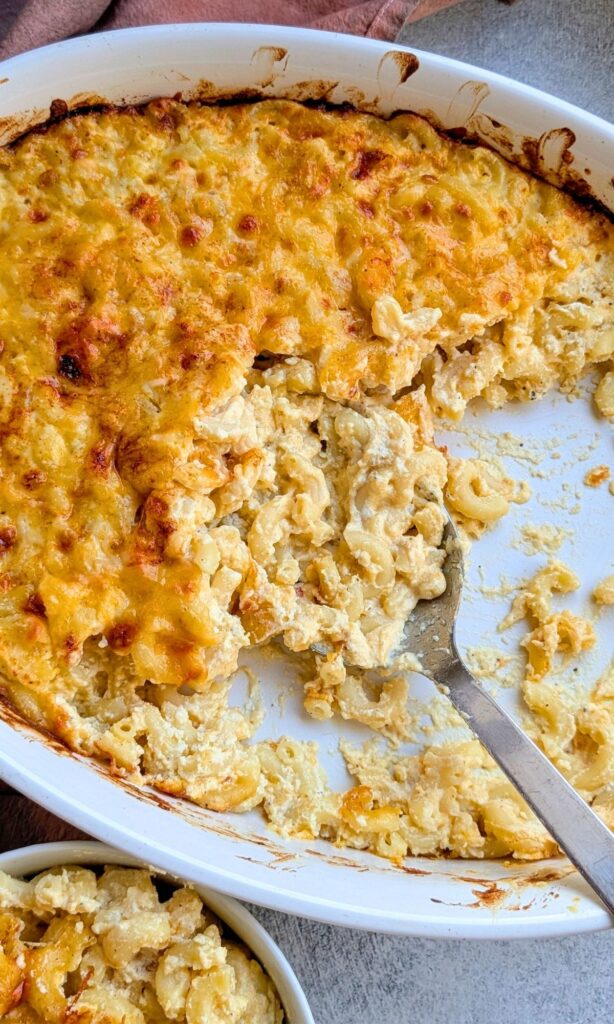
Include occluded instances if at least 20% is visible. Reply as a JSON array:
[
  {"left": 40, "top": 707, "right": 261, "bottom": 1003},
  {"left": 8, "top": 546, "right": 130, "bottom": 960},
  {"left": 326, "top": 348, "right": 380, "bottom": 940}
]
[
  {"left": 0, "top": 840, "right": 314, "bottom": 1024},
  {"left": 0, "top": 23, "right": 611, "bottom": 939}
]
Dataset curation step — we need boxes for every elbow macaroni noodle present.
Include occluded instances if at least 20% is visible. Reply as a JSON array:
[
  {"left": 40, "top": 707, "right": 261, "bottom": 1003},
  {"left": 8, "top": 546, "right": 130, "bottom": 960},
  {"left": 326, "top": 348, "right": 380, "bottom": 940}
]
[
  {"left": 0, "top": 99, "right": 611, "bottom": 862},
  {"left": 0, "top": 866, "right": 283, "bottom": 1024}
]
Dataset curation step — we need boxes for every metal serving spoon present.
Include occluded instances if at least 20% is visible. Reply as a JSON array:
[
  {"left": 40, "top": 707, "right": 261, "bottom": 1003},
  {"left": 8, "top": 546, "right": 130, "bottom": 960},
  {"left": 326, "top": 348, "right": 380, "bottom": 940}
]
[{"left": 395, "top": 517, "right": 614, "bottom": 915}]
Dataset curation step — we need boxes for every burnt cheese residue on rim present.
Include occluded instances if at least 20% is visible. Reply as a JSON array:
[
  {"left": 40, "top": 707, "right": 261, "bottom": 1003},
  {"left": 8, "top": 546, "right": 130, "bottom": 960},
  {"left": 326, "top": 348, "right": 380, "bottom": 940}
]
[
  {"left": 423, "top": 79, "right": 611, "bottom": 215},
  {"left": 0, "top": 66, "right": 609, "bottom": 216},
  {"left": 0, "top": 692, "right": 578, "bottom": 899},
  {"left": 0, "top": 689, "right": 299, "bottom": 860},
  {"left": 390, "top": 51, "right": 420, "bottom": 83}
]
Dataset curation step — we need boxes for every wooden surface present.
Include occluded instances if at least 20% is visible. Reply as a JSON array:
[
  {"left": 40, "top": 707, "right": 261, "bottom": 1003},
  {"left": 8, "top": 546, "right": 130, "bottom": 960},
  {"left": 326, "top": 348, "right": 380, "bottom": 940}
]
[{"left": 0, "top": 782, "right": 86, "bottom": 851}]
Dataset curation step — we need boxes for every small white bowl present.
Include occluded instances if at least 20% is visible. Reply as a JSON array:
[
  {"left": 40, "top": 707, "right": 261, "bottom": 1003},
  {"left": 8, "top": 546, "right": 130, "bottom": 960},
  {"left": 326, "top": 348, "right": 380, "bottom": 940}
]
[{"left": 0, "top": 840, "right": 314, "bottom": 1024}]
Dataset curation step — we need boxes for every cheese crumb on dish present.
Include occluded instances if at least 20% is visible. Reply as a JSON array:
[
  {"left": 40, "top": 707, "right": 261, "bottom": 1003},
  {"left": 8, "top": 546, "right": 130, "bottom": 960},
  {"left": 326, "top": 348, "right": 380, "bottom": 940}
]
[
  {"left": 0, "top": 98, "right": 612, "bottom": 863},
  {"left": 593, "top": 575, "right": 614, "bottom": 605},
  {"left": 465, "top": 646, "right": 524, "bottom": 689},
  {"left": 0, "top": 865, "right": 283, "bottom": 1023},
  {"left": 583, "top": 464, "right": 610, "bottom": 487},
  {"left": 514, "top": 522, "right": 571, "bottom": 556},
  {"left": 499, "top": 561, "right": 596, "bottom": 681}
]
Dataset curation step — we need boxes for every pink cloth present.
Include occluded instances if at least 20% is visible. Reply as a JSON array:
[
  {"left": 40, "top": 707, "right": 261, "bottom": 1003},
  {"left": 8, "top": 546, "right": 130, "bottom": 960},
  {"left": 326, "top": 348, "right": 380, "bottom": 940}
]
[{"left": 0, "top": 0, "right": 461, "bottom": 60}]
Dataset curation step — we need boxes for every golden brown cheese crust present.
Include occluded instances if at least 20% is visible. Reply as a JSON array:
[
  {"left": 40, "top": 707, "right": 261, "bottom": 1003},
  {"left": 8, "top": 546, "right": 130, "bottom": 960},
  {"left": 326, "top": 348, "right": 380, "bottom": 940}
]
[{"left": 0, "top": 100, "right": 610, "bottom": 685}]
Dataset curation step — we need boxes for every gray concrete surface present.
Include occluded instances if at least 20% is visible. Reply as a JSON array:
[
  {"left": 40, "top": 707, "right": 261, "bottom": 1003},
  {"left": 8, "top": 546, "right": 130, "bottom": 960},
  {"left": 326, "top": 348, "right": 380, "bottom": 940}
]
[
  {"left": 399, "top": 0, "right": 614, "bottom": 120},
  {"left": 248, "top": 904, "right": 612, "bottom": 1024}
]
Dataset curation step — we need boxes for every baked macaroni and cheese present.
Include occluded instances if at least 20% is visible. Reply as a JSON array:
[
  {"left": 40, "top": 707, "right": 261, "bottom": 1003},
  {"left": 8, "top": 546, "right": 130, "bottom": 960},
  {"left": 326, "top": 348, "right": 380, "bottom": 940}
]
[
  {"left": 0, "top": 98, "right": 612, "bottom": 861},
  {"left": 0, "top": 864, "right": 283, "bottom": 1023}
]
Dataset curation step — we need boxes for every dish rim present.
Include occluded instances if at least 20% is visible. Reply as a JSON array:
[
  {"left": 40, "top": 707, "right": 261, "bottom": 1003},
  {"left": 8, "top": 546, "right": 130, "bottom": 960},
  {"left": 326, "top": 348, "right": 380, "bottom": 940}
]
[{"left": 1, "top": 21, "right": 612, "bottom": 133}]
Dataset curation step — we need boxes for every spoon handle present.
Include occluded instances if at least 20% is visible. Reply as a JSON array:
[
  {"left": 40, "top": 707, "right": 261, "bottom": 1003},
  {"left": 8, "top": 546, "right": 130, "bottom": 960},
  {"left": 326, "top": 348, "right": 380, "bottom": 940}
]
[{"left": 444, "top": 658, "right": 614, "bottom": 916}]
